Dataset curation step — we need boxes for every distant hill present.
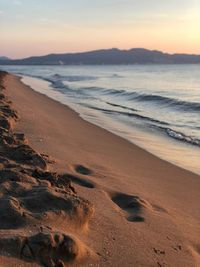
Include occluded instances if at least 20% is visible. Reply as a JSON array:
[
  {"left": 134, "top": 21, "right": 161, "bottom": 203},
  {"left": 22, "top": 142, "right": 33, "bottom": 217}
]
[
  {"left": 1, "top": 48, "right": 200, "bottom": 65},
  {"left": 0, "top": 56, "right": 10, "bottom": 61}
]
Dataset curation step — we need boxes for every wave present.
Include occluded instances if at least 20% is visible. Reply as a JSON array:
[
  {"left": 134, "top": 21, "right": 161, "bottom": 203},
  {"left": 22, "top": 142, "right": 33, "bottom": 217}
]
[
  {"left": 81, "top": 103, "right": 200, "bottom": 147},
  {"left": 91, "top": 87, "right": 200, "bottom": 112},
  {"left": 51, "top": 73, "right": 98, "bottom": 82},
  {"left": 82, "top": 104, "right": 169, "bottom": 126},
  {"left": 19, "top": 73, "right": 89, "bottom": 94},
  {"left": 17, "top": 72, "right": 97, "bottom": 85},
  {"left": 106, "top": 101, "right": 138, "bottom": 112},
  {"left": 20, "top": 72, "right": 200, "bottom": 114},
  {"left": 110, "top": 74, "right": 124, "bottom": 78},
  {"left": 79, "top": 87, "right": 125, "bottom": 95},
  {"left": 164, "top": 128, "right": 200, "bottom": 147},
  {"left": 17, "top": 71, "right": 200, "bottom": 148},
  {"left": 10, "top": 71, "right": 200, "bottom": 114},
  {"left": 132, "top": 93, "right": 200, "bottom": 112}
]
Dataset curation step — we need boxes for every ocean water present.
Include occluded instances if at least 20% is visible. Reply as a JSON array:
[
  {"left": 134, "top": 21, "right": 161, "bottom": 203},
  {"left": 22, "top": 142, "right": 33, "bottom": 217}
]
[{"left": 1, "top": 65, "right": 200, "bottom": 174}]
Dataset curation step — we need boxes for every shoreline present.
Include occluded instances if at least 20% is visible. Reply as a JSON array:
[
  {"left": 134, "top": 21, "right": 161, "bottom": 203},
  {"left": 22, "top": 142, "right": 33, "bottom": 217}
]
[
  {"left": 2, "top": 72, "right": 200, "bottom": 266},
  {"left": 20, "top": 73, "right": 200, "bottom": 176},
  {"left": 0, "top": 71, "right": 94, "bottom": 267}
]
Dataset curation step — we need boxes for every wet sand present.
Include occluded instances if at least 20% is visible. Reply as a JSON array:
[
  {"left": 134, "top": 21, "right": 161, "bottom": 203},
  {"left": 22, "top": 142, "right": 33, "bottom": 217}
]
[{"left": 1, "top": 72, "right": 200, "bottom": 266}]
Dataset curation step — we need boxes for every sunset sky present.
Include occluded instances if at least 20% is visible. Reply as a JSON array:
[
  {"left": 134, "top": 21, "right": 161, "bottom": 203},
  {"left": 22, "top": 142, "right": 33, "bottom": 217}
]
[{"left": 0, "top": 0, "right": 200, "bottom": 58}]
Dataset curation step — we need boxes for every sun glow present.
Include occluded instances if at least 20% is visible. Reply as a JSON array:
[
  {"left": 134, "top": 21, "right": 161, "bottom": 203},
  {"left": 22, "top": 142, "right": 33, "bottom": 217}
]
[{"left": 0, "top": 0, "right": 199, "bottom": 58}]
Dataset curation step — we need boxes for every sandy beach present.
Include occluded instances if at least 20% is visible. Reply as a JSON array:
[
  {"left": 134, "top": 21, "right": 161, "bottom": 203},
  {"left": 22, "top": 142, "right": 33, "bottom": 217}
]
[{"left": 0, "top": 71, "right": 200, "bottom": 266}]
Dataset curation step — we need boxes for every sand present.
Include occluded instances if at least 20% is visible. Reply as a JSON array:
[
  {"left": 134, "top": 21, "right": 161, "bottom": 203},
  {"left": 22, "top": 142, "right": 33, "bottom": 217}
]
[{"left": 0, "top": 71, "right": 200, "bottom": 266}]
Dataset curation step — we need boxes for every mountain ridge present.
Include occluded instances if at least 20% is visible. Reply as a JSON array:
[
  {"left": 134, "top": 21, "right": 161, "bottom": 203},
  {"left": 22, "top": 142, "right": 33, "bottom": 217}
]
[
  {"left": 1, "top": 48, "right": 200, "bottom": 65},
  {"left": 0, "top": 56, "right": 11, "bottom": 61}
]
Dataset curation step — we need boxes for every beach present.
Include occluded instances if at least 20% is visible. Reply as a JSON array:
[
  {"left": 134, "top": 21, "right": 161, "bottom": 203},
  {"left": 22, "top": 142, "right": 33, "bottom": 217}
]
[
  {"left": 0, "top": 71, "right": 200, "bottom": 266},
  {"left": 2, "top": 64, "right": 200, "bottom": 175}
]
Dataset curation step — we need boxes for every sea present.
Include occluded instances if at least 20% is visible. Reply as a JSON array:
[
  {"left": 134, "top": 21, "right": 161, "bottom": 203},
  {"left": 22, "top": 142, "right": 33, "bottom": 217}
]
[{"left": 1, "top": 65, "right": 200, "bottom": 174}]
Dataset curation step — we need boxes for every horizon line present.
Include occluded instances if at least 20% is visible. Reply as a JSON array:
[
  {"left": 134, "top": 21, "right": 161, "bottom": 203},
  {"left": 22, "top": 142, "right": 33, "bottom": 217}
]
[{"left": 2, "top": 47, "right": 200, "bottom": 60}]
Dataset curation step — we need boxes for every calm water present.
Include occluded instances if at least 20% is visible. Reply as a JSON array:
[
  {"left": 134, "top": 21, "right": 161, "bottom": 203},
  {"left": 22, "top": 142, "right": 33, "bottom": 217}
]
[{"left": 1, "top": 65, "right": 200, "bottom": 174}]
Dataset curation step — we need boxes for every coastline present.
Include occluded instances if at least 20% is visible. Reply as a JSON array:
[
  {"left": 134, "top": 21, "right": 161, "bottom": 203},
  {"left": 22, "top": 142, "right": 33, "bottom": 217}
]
[
  {"left": 2, "top": 65, "right": 200, "bottom": 175},
  {"left": 2, "top": 72, "right": 200, "bottom": 266},
  {"left": 16, "top": 71, "right": 200, "bottom": 175},
  {"left": 20, "top": 73, "right": 200, "bottom": 176}
]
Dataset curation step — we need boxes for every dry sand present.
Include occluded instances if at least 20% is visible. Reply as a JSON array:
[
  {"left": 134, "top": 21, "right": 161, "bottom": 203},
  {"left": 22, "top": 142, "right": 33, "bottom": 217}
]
[{"left": 0, "top": 72, "right": 200, "bottom": 266}]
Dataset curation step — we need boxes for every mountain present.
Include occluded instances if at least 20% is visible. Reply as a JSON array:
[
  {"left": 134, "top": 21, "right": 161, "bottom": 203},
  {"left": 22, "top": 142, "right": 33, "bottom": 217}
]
[
  {"left": 0, "top": 56, "right": 10, "bottom": 61},
  {"left": 1, "top": 48, "right": 200, "bottom": 65}
]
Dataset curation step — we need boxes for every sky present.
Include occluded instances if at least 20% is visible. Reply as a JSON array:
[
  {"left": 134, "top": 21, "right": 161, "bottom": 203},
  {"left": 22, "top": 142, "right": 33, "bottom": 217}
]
[{"left": 0, "top": 0, "right": 200, "bottom": 58}]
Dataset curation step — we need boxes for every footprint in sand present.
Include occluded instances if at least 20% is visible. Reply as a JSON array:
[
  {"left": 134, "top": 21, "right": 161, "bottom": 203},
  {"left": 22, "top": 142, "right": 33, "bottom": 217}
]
[
  {"left": 110, "top": 192, "right": 161, "bottom": 222},
  {"left": 66, "top": 173, "right": 95, "bottom": 189},
  {"left": 75, "top": 165, "right": 93, "bottom": 176}
]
